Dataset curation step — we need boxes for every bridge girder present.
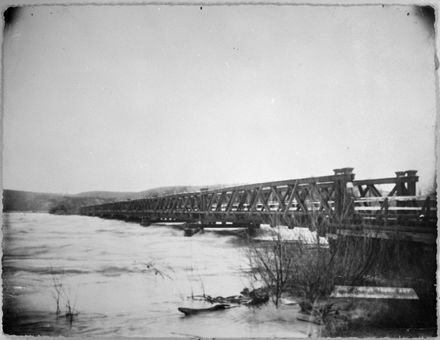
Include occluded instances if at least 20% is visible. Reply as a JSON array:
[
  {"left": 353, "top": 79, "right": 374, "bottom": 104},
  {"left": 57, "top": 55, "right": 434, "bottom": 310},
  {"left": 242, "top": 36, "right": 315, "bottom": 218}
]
[{"left": 80, "top": 168, "right": 436, "bottom": 243}]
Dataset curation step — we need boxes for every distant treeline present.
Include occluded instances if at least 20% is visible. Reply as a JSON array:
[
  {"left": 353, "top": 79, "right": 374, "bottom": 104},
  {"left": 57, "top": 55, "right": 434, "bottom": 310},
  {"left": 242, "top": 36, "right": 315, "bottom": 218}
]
[
  {"left": 2, "top": 190, "right": 115, "bottom": 215},
  {"left": 2, "top": 184, "right": 226, "bottom": 215}
]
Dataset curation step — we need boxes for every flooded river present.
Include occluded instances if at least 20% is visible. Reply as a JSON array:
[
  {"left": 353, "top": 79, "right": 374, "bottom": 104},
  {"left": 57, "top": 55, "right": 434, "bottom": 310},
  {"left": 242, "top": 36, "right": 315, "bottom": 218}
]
[{"left": 3, "top": 212, "right": 319, "bottom": 337}]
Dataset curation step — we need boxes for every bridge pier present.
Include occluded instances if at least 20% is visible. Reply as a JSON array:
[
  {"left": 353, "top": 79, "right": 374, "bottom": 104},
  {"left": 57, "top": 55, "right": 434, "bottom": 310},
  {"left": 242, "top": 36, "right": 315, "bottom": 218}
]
[
  {"left": 180, "top": 221, "right": 260, "bottom": 237},
  {"left": 140, "top": 219, "right": 152, "bottom": 227},
  {"left": 183, "top": 226, "right": 203, "bottom": 237}
]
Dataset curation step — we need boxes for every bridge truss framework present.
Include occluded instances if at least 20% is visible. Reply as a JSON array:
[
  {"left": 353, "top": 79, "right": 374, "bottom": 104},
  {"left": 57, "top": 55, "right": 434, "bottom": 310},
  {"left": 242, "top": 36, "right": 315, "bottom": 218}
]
[{"left": 80, "top": 168, "right": 437, "bottom": 244}]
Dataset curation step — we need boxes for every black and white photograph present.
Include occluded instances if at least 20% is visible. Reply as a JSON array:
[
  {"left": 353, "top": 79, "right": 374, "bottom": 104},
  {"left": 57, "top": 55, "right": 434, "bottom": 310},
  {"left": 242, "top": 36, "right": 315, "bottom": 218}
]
[{"left": 1, "top": 1, "right": 438, "bottom": 337}]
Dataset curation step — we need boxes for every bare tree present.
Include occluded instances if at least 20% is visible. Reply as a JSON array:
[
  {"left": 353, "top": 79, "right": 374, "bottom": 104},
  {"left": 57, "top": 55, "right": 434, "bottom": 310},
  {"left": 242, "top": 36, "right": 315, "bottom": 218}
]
[
  {"left": 247, "top": 228, "right": 359, "bottom": 310},
  {"left": 247, "top": 229, "right": 298, "bottom": 307}
]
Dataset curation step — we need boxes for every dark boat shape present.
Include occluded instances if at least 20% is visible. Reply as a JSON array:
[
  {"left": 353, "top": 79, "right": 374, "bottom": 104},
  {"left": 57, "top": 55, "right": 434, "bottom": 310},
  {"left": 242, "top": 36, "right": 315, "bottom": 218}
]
[{"left": 178, "top": 303, "right": 230, "bottom": 316}]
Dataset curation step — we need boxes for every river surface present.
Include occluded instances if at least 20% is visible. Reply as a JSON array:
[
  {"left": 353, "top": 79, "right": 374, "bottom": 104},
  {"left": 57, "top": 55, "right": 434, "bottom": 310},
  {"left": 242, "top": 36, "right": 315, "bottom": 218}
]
[{"left": 3, "top": 212, "right": 320, "bottom": 337}]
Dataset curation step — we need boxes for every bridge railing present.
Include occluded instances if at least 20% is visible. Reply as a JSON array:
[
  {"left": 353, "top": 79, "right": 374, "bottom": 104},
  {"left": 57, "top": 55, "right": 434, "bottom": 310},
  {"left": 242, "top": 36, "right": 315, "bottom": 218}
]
[{"left": 350, "top": 170, "right": 436, "bottom": 228}]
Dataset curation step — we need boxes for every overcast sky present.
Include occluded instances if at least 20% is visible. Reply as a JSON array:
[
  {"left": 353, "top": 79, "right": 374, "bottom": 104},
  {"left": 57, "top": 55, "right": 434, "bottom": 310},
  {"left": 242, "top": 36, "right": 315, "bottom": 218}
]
[{"left": 2, "top": 5, "right": 437, "bottom": 194}]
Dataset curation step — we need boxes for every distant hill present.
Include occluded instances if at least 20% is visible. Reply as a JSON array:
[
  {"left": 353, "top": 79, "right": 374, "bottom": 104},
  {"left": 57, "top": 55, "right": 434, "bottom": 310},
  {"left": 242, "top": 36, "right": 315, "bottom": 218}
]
[
  {"left": 2, "top": 189, "right": 116, "bottom": 214},
  {"left": 74, "top": 185, "right": 229, "bottom": 200},
  {"left": 71, "top": 191, "right": 137, "bottom": 200},
  {"left": 137, "top": 186, "right": 210, "bottom": 198},
  {"left": 2, "top": 184, "right": 229, "bottom": 215},
  {"left": 3, "top": 190, "right": 65, "bottom": 212}
]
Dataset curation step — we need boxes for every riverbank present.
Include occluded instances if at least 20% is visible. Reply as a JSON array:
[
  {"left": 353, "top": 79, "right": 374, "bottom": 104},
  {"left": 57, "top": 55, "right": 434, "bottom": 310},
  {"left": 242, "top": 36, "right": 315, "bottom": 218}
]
[
  {"left": 322, "top": 298, "right": 437, "bottom": 337},
  {"left": 241, "top": 224, "right": 437, "bottom": 338}
]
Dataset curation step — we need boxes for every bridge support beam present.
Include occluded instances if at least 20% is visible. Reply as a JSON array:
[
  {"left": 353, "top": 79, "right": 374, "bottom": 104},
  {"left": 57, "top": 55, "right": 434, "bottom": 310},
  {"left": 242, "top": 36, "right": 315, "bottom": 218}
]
[{"left": 333, "top": 167, "right": 355, "bottom": 222}]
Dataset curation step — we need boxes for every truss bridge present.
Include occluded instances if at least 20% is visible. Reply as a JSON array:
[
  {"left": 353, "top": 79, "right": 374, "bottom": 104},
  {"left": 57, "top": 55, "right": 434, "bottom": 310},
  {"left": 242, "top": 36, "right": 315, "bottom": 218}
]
[{"left": 80, "top": 168, "right": 437, "bottom": 244}]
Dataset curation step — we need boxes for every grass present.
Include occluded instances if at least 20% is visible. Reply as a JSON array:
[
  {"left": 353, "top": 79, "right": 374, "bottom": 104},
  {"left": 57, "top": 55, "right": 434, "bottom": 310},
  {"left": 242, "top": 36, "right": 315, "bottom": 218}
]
[{"left": 49, "top": 269, "right": 79, "bottom": 321}]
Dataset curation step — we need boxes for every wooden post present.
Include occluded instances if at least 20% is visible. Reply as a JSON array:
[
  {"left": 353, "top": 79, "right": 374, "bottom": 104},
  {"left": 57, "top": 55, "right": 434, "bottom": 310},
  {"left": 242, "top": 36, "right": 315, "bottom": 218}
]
[
  {"left": 405, "top": 170, "right": 418, "bottom": 196},
  {"left": 199, "top": 188, "right": 208, "bottom": 225},
  {"left": 333, "top": 167, "right": 355, "bottom": 222},
  {"left": 200, "top": 188, "right": 208, "bottom": 211},
  {"left": 395, "top": 171, "right": 407, "bottom": 196}
]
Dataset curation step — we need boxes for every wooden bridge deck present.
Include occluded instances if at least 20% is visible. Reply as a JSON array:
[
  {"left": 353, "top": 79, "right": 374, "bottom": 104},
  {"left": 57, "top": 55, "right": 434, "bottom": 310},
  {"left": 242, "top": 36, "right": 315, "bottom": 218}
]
[{"left": 80, "top": 168, "right": 437, "bottom": 244}]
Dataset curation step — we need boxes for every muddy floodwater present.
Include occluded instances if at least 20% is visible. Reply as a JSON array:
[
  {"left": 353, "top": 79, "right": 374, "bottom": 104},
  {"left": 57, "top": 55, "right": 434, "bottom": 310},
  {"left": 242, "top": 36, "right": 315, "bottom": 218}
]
[{"left": 3, "top": 212, "right": 320, "bottom": 337}]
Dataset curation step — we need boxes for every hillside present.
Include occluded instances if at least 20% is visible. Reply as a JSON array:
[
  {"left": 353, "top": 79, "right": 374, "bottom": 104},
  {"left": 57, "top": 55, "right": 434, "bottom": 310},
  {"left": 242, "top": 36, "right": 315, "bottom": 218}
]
[
  {"left": 73, "top": 186, "right": 202, "bottom": 201},
  {"left": 71, "top": 191, "right": 137, "bottom": 200},
  {"left": 3, "top": 190, "right": 65, "bottom": 212},
  {"left": 2, "top": 190, "right": 116, "bottom": 214},
  {"left": 2, "top": 184, "right": 229, "bottom": 215}
]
